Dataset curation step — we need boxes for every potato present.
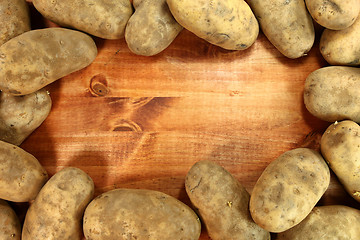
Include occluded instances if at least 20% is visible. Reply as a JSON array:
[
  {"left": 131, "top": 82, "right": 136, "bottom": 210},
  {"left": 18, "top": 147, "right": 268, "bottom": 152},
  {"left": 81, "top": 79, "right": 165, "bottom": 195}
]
[
  {"left": 166, "top": 0, "right": 259, "bottom": 50},
  {"left": 321, "top": 120, "right": 360, "bottom": 202},
  {"left": 0, "top": 199, "right": 21, "bottom": 240},
  {"left": 22, "top": 167, "right": 94, "bottom": 240},
  {"left": 0, "top": 88, "right": 51, "bottom": 145},
  {"left": 83, "top": 188, "right": 201, "bottom": 240},
  {"left": 32, "top": 0, "right": 133, "bottom": 39},
  {"left": 125, "top": 0, "right": 183, "bottom": 56},
  {"left": 249, "top": 148, "right": 330, "bottom": 233},
  {"left": 320, "top": 15, "right": 360, "bottom": 66},
  {"left": 0, "top": 140, "right": 48, "bottom": 202},
  {"left": 0, "top": 0, "right": 30, "bottom": 46},
  {"left": 248, "top": 0, "right": 315, "bottom": 58},
  {"left": 185, "top": 160, "right": 270, "bottom": 240},
  {"left": 277, "top": 205, "right": 360, "bottom": 239},
  {"left": 0, "top": 28, "right": 97, "bottom": 96},
  {"left": 304, "top": 66, "right": 360, "bottom": 122}
]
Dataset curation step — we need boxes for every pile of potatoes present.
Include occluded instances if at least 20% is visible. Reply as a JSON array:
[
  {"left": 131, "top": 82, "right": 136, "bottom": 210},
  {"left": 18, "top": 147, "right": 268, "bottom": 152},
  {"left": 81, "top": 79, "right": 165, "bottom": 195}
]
[{"left": 1, "top": 0, "right": 360, "bottom": 239}]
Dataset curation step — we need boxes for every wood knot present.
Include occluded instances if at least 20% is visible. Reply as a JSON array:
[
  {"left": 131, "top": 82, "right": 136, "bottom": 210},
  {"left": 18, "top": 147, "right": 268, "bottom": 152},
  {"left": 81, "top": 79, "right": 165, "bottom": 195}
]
[
  {"left": 89, "top": 74, "right": 109, "bottom": 96},
  {"left": 113, "top": 119, "right": 142, "bottom": 132}
]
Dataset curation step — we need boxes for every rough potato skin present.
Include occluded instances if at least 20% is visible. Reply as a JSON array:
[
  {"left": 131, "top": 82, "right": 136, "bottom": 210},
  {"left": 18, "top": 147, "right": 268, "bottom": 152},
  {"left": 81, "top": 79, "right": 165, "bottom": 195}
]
[
  {"left": 0, "top": 28, "right": 97, "bottom": 95},
  {"left": 0, "top": 0, "right": 30, "bottom": 46},
  {"left": 32, "top": 0, "right": 133, "bottom": 39},
  {"left": 0, "top": 88, "right": 52, "bottom": 145},
  {"left": 320, "top": 16, "right": 360, "bottom": 66},
  {"left": 22, "top": 167, "right": 94, "bottom": 240},
  {"left": 321, "top": 120, "right": 360, "bottom": 203},
  {"left": 277, "top": 205, "right": 360, "bottom": 239},
  {"left": 166, "top": 0, "right": 259, "bottom": 50},
  {"left": 0, "top": 199, "right": 21, "bottom": 240},
  {"left": 0, "top": 140, "right": 48, "bottom": 202},
  {"left": 125, "top": 0, "right": 183, "bottom": 56},
  {"left": 248, "top": 0, "right": 315, "bottom": 58},
  {"left": 249, "top": 148, "right": 330, "bottom": 233},
  {"left": 304, "top": 66, "right": 360, "bottom": 122},
  {"left": 83, "top": 189, "right": 201, "bottom": 240},
  {"left": 185, "top": 160, "right": 270, "bottom": 240}
]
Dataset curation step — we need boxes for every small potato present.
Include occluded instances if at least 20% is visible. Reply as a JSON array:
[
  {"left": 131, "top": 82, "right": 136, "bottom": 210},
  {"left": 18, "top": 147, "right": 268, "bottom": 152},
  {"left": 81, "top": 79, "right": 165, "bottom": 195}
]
[
  {"left": 166, "top": 0, "right": 259, "bottom": 50},
  {"left": 33, "top": 0, "right": 133, "bottom": 39},
  {"left": 0, "top": 88, "right": 52, "bottom": 145},
  {"left": 321, "top": 120, "right": 360, "bottom": 202},
  {"left": 249, "top": 148, "right": 330, "bottom": 233},
  {"left": 125, "top": 0, "right": 183, "bottom": 56},
  {"left": 0, "top": 28, "right": 97, "bottom": 96},
  {"left": 0, "top": 199, "right": 21, "bottom": 240},
  {"left": 248, "top": 0, "right": 315, "bottom": 58},
  {"left": 304, "top": 66, "right": 360, "bottom": 122},
  {"left": 0, "top": 0, "right": 30, "bottom": 46},
  {"left": 185, "top": 160, "right": 270, "bottom": 240},
  {"left": 277, "top": 205, "right": 360, "bottom": 239},
  {"left": 83, "top": 188, "right": 201, "bottom": 240},
  {"left": 305, "top": 0, "right": 360, "bottom": 30},
  {"left": 320, "top": 16, "right": 360, "bottom": 66},
  {"left": 22, "top": 167, "right": 94, "bottom": 240},
  {"left": 0, "top": 140, "right": 48, "bottom": 202}
]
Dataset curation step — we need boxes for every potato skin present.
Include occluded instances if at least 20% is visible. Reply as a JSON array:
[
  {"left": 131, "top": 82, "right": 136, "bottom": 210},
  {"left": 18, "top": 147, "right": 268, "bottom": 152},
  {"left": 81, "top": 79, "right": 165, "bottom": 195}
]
[
  {"left": 0, "top": 199, "right": 21, "bottom": 240},
  {"left": 83, "top": 188, "right": 201, "bottom": 240},
  {"left": 0, "top": 28, "right": 97, "bottom": 96},
  {"left": 249, "top": 148, "right": 330, "bottom": 233},
  {"left": 321, "top": 120, "right": 360, "bottom": 203},
  {"left": 22, "top": 167, "right": 94, "bottom": 240},
  {"left": 304, "top": 66, "right": 360, "bottom": 122},
  {"left": 248, "top": 0, "right": 315, "bottom": 58},
  {"left": 277, "top": 205, "right": 360, "bottom": 239},
  {"left": 32, "top": 0, "right": 133, "bottom": 39},
  {"left": 166, "top": 0, "right": 259, "bottom": 50},
  {"left": 185, "top": 160, "right": 270, "bottom": 240},
  {"left": 0, "top": 140, "right": 48, "bottom": 202},
  {"left": 0, "top": 0, "right": 30, "bottom": 46}
]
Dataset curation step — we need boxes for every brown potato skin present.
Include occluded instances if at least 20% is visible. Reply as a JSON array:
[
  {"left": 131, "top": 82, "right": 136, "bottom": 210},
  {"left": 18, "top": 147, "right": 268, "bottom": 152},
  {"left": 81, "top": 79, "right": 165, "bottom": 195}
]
[
  {"left": 0, "top": 200, "right": 21, "bottom": 240},
  {"left": 185, "top": 160, "right": 270, "bottom": 240}
]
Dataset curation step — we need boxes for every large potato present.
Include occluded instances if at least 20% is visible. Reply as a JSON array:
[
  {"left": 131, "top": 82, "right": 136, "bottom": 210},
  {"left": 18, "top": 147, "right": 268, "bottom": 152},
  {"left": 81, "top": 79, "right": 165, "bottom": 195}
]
[
  {"left": 321, "top": 120, "right": 360, "bottom": 202},
  {"left": 166, "top": 0, "right": 259, "bottom": 50},
  {"left": 32, "top": 0, "right": 133, "bottom": 39},
  {"left": 0, "top": 0, "right": 30, "bottom": 46},
  {"left": 22, "top": 167, "right": 94, "bottom": 240},
  {"left": 0, "top": 199, "right": 21, "bottom": 240},
  {"left": 83, "top": 188, "right": 201, "bottom": 240},
  {"left": 0, "top": 88, "right": 51, "bottom": 145},
  {"left": 0, "top": 140, "right": 48, "bottom": 202},
  {"left": 277, "top": 205, "right": 360, "bottom": 239},
  {"left": 304, "top": 66, "right": 360, "bottom": 122},
  {"left": 248, "top": 0, "right": 315, "bottom": 58},
  {"left": 185, "top": 160, "right": 270, "bottom": 240},
  {"left": 0, "top": 28, "right": 97, "bottom": 95},
  {"left": 249, "top": 148, "right": 330, "bottom": 233}
]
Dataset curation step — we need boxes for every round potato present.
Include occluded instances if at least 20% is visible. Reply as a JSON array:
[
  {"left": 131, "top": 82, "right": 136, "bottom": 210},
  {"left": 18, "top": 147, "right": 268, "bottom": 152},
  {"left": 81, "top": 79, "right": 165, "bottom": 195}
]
[
  {"left": 166, "top": 0, "right": 259, "bottom": 50},
  {"left": 22, "top": 167, "right": 94, "bottom": 240},
  {"left": 83, "top": 188, "right": 201, "bottom": 240},
  {"left": 0, "top": 199, "right": 21, "bottom": 240},
  {"left": 0, "top": 28, "right": 97, "bottom": 96},
  {"left": 185, "top": 160, "right": 270, "bottom": 240},
  {"left": 249, "top": 148, "right": 330, "bottom": 233},
  {"left": 0, "top": 140, "right": 48, "bottom": 202}
]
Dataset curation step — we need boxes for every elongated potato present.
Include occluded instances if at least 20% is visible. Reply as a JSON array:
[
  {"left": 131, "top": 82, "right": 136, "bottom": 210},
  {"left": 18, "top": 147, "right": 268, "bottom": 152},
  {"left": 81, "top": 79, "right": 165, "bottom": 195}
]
[
  {"left": 0, "top": 199, "right": 21, "bottom": 240},
  {"left": 0, "top": 28, "right": 97, "bottom": 95},
  {"left": 249, "top": 148, "right": 330, "bottom": 233},
  {"left": 185, "top": 160, "right": 270, "bottom": 240},
  {"left": 32, "top": 0, "right": 133, "bottom": 39},
  {"left": 22, "top": 167, "right": 94, "bottom": 240},
  {"left": 0, "top": 140, "right": 48, "bottom": 202},
  {"left": 248, "top": 0, "right": 315, "bottom": 58},
  {"left": 83, "top": 188, "right": 201, "bottom": 240},
  {"left": 321, "top": 120, "right": 360, "bottom": 202},
  {"left": 304, "top": 66, "right": 360, "bottom": 122},
  {"left": 166, "top": 0, "right": 259, "bottom": 50}
]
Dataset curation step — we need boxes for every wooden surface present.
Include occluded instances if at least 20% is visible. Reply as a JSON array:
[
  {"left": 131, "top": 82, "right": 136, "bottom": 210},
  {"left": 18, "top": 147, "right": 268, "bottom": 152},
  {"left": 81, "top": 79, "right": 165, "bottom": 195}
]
[{"left": 13, "top": 3, "right": 360, "bottom": 239}]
